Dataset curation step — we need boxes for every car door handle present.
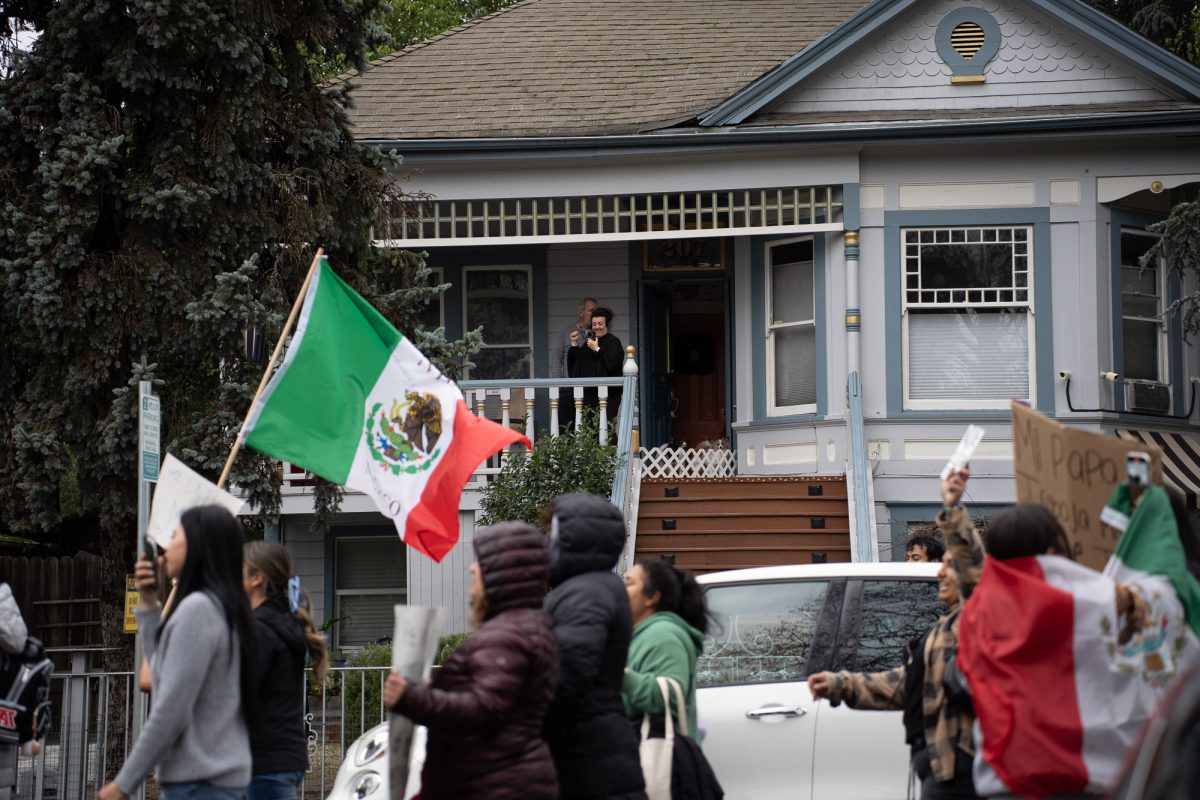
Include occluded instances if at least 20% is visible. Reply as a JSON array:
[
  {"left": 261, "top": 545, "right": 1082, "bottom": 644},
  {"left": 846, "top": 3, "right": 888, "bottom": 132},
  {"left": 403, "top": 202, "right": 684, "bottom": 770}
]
[{"left": 745, "top": 705, "right": 808, "bottom": 720}]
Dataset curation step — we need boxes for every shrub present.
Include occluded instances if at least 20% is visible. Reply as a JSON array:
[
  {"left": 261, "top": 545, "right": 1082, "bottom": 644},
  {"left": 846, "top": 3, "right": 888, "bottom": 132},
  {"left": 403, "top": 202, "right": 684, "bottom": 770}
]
[
  {"left": 340, "top": 641, "right": 392, "bottom": 740},
  {"left": 479, "top": 415, "right": 618, "bottom": 526},
  {"left": 436, "top": 632, "right": 469, "bottom": 665}
]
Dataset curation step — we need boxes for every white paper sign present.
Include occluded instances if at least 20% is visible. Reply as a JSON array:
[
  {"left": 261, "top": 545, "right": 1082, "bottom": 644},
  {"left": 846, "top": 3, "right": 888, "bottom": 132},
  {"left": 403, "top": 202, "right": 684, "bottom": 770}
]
[
  {"left": 146, "top": 453, "right": 246, "bottom": 549},
  {"left": 389, "top": 606, "right": 445, "bottom": 800},
  {"left": 942, "top": 425, "right": 986, "bottom": 480}
]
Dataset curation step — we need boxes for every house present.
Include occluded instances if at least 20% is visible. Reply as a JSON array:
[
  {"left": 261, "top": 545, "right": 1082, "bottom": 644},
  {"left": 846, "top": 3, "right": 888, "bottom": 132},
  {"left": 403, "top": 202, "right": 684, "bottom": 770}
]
[{"left": 280, "top": 0, "right": 1200, "bottom": 643}]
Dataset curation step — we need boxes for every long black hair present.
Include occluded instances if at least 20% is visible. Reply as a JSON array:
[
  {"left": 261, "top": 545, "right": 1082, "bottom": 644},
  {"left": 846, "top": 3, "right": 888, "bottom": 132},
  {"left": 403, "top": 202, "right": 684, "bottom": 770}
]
[
  {"left": 164, "top": 505, "right": 259, "bottom": 730},
  {"left": 636, "top": 557, "right": 711, "bottom": 635}
]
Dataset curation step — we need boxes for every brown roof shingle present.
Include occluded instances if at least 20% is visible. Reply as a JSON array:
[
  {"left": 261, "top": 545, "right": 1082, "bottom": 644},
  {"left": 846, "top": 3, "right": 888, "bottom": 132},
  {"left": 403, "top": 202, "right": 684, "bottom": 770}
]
[{"left": 343, "top": 0, "right": 870, "bottom": 140}]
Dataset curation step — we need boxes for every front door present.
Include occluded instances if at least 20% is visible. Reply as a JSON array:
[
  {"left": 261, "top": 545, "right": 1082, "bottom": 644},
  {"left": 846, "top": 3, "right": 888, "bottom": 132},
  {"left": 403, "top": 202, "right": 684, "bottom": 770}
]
[
  {"left": 641, "top": 284, "right": 673, "bottom": 448},
  {"left": 671, "top": 309, "right": 727, "bottom": 446}
]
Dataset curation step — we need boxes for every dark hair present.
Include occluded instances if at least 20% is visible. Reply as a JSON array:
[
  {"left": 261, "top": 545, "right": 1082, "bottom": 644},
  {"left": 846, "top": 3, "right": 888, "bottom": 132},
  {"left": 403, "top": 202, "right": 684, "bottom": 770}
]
[
  {"left": 984, "top": 504, "right": 1073, "bottom": 561},
  {"left": 166, "top": 505, "right": 259, "bottom": 730},
  {"left": 636, "top": 557, "right": 710, "bottom": 635},
  {"left": 244, "top": 541, "right": 329, "bottom": 686},
  {"left": 1165, "top": 488, "right": 1200, "bottom": 581},
  {"left": 591, "top": 306, "right": 615, "bottom": 324},
  {"left": 904, "top": 527, "right": 945, "bottom": 561}
]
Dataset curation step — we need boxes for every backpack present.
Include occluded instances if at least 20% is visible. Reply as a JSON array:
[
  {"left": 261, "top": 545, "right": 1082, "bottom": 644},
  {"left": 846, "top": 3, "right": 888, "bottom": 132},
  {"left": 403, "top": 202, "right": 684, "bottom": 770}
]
[{"left": 0, "top": 638, "right": 53, "bottom": 745}]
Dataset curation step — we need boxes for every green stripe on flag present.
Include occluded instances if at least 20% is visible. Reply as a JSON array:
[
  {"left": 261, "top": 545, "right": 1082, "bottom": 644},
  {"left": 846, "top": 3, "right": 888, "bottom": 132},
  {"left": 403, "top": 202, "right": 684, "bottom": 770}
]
[{"left": 244, "top": 260, "right": 404, "bottom": 483}]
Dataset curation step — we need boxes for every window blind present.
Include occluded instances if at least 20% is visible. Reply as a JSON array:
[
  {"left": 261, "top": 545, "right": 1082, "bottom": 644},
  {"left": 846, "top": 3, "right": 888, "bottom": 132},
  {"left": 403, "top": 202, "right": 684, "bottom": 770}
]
[{"left": 908, "top": 311, "right": 1029, "bottom": 400}]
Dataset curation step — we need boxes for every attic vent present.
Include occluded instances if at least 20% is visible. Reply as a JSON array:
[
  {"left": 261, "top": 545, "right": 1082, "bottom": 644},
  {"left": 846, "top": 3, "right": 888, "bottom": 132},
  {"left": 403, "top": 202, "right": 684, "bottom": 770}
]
[{"left": 950, "top": 22, "right": 986, "bottom": 59}]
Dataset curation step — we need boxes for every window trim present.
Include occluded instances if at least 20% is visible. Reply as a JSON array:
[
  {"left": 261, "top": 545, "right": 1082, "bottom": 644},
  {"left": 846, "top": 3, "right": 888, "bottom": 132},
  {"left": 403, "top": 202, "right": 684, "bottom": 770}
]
[
  {"left": 768, "top": 236, "right": 816, "bottom": 412},
  {"left": 1117, "top": 227, "right": 1168, "bottom": 386},
  {"left": 883, "top": 208, "right": 1053, "bottom": 417},
  {"left": 331, "top": 532, "right": 408, "bottom": 649},
  {"left": 461, "top": 263, "right": 534, "bottom": 380},
  {"left": 900, "top": 225, "right": 1037, "bottom": 411},
  {"left": 423, "top": 266, "right": 446, "bottom": 331},
  {"left": 756, "top": 235, "right": 825, "bottom": 419}
]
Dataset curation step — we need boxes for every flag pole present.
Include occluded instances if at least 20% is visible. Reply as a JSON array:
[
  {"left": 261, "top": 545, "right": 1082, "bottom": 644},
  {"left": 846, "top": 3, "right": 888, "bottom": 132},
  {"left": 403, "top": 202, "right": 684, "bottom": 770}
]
[{"left": 216, "top": 246, "right": 325, "bottom": 490}]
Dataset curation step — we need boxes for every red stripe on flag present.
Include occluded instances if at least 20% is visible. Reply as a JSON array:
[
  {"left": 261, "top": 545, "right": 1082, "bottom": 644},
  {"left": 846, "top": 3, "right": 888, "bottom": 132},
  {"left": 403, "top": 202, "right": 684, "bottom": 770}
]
[
  {"left": 403, "top": 400, "right": 530, "bottom": 562},
  {"left": 959, "top": 556, "right": 1088, "bottom": 798}
]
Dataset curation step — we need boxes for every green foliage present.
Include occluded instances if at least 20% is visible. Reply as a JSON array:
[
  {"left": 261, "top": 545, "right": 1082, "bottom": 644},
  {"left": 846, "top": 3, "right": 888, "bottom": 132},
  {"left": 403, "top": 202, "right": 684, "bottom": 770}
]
[
  {"left": 1144, "top": 193, "right": 1200, "bottom": 335},
  {"left": 436, "top": 631, "right": 469, "bottom": 665},
  {"left": 478, "top": 416, "right": 619, "bottom": 526},
  {"left": 1083, "top": 0, "right": 1200, "bottom": 62},
  {"left": 340, "top": 641, "right": 393, "bottom": 740}
]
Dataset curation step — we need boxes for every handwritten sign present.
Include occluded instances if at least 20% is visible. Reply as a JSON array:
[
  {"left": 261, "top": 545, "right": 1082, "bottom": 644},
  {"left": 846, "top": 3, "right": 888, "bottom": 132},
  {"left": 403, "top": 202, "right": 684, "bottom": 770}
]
[
  {"left": 1010, "top": 402, "right": 1162, "bottom": 569},
  {"left": 146, "top": 453, "right": 246, "bottom": 550},
  {"left": 124, "top": 576, "right": 139, "bottom": 633}
]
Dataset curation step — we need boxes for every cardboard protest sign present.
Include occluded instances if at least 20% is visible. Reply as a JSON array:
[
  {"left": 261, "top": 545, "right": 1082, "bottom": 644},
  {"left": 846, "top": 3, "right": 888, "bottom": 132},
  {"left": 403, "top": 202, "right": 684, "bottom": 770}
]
[
  {"left": 389, "top": 605, "right": 444, "bottom": 800},
  {"left": 146, "top": 453, "right": 246, "bottom": 549},
  {"left": 1010, "top": 402, "right": 1162, "bottom": 569}
]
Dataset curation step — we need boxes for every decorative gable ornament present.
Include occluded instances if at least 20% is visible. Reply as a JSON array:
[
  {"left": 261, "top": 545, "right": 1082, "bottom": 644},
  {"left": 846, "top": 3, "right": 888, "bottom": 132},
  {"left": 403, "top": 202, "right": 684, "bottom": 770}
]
[{"left": 935, "top": 7, "right": 1001, "bottom": 84}]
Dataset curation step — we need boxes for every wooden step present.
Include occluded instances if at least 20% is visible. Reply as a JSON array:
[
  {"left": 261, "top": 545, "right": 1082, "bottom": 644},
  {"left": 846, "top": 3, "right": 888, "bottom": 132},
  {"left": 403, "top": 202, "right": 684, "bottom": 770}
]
[
  {"left": 642, "top": 547, "right": 853, "bottom": 569},
  {"left": 638, "top": 497, "right": 849, "bottom": 515},
  {"left": 638, "top": 515, "right": 849, "bottom": 533},
  {"left": 635, "top": 531, "right": 851, "bottom": 549},
  {"left": 639, "top": 478, "right": 846, "bottom": 500}
]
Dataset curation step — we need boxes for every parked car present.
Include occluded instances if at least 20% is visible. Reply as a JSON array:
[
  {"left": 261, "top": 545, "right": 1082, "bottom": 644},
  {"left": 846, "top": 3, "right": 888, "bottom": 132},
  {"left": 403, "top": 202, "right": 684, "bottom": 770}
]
[
  {"left": 696, "top": 561, "right": 943, "bottom": 799},
  {"left": 328, "top": 561, "right": 942, "bottom": 800}
]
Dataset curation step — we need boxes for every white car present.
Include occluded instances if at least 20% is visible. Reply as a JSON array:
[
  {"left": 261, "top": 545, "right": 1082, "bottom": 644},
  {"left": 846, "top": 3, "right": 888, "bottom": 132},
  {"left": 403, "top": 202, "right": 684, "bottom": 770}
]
[
  {"left": 329, "top": 561, "right": 942, "bottom": 800},
  {"left": 697, "top": 562, "right": 943, "bottom": 799}
]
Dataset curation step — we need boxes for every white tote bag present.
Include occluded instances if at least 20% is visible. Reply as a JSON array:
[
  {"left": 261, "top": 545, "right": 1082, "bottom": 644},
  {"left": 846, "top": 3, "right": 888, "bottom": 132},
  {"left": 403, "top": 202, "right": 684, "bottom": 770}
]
[{"left": 638, "top": 676, "right": 688, "bottom": 800}]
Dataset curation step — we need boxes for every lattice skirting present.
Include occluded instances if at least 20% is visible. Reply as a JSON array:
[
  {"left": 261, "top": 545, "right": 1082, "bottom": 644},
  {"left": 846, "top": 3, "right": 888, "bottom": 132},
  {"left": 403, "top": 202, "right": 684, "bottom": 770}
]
[{"left": 639, "top": 446, "right": 737, "bottom": 479}]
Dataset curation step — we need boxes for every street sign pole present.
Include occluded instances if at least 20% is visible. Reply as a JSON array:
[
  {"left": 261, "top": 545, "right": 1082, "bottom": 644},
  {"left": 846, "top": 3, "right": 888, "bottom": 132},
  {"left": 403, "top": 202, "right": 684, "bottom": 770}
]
[{"left": 131, "top": 381, "right": 159, "bottom": 800}]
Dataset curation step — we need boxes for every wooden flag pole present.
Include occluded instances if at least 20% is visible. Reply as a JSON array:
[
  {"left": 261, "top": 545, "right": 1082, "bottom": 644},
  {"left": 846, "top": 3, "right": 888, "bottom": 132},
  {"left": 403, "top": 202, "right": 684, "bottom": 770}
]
[
  {"left": 215, "top": 247, "right": 325, "bottom": 490},
  {"left": 152, "top": 249, "right": 326, "bottom": 626}
]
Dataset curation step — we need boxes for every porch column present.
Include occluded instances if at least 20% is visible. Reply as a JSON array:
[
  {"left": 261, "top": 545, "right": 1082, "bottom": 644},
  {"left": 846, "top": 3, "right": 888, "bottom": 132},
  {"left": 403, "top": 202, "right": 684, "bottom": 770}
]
[{"left": 844, "top": 229, "right": 877, "bottom": 561}]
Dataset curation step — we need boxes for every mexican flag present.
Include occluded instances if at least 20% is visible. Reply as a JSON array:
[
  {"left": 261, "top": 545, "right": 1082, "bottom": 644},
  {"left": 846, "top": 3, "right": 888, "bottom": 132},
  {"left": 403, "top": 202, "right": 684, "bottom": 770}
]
[
  {"left": 959, "top": 485, "right": 1200, "bottom": 798},
  {"left": 242, "top": 258, "right": 530, "bottom": 561}
]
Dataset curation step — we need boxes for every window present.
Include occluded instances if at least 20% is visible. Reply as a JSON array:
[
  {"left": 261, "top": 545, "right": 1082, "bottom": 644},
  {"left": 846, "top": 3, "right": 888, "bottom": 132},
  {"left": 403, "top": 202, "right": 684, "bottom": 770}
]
[
  {"left": 698, "top": 580, "right": 829, "bottom": 687},
  {"left": 903, "top": 227, "right": 1034, "bottom": 409},
  {"left": 463, "top": 266, "right": 532, "bottom": 380},
  {"left": 1119, "top": 230, "right": 1165, "bottom": 383},
  {"left": 839, "top": 579, "right": 943, "bottom": 673},
  {"left": 334, "top": 535, "right": 407, "bottom": 648},
  {"left": 767, "top": 238, "right": 817, "bottom": 414},
  {"left": 418, "top": 267, "right": 445, "bottom": 333}
]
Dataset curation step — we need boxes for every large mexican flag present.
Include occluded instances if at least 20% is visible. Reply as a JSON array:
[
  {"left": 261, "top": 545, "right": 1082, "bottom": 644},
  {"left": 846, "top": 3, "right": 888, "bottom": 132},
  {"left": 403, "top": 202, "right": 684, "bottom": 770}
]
[
  {"left": 959, "top": 485, "right": 1200, "bottom": 797},
  {"left": 243, "top": 258, "right": 529, "bottom": 561}
]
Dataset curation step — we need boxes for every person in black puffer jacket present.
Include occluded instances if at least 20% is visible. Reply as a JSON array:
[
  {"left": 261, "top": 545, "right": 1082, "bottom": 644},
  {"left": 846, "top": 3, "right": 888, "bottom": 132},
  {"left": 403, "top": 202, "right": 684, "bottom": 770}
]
[
  {"left": 386, "top": 521, "right": 559, "bottom": 800},
  {"left": 243, "top": 542, "right": 329, "bottom": 800},
  {"left": 542, "top": 493, "right": 647, "bottom": 800}
]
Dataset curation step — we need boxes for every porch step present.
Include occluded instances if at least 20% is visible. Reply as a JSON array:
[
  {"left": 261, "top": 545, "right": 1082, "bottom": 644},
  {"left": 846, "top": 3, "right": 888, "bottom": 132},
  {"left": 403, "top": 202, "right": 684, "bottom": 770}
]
[{"left": 634, "top": 477, "right": 851, "bottom": 573}]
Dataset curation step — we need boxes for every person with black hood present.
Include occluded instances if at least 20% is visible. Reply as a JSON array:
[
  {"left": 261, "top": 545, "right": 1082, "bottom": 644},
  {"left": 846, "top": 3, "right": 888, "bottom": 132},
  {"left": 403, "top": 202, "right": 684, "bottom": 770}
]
[
  {"left": 384, "top": 521, "right": 559, "bottom": 800},
  {"left": 541, "top": 493, "right": 648, "bottom": 800},
  {"left": 242, "top": 541, "right": 329, "bottom": 800}
]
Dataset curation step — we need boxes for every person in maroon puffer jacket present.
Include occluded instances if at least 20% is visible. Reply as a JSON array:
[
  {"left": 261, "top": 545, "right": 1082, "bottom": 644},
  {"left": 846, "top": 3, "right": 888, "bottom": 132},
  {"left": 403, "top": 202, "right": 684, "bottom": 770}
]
[{"left": 383, "top": 521, "right": 559, "bottom": 800}]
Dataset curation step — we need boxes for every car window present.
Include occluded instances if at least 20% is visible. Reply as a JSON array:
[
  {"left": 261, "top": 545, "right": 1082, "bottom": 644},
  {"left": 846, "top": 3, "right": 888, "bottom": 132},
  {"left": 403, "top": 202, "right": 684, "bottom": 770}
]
[
  {"left": 841, "top": 579, "right": 942, "bottom": 673},
  {"left": 698, "top": 580, "right": 830, "bottom": 687}
]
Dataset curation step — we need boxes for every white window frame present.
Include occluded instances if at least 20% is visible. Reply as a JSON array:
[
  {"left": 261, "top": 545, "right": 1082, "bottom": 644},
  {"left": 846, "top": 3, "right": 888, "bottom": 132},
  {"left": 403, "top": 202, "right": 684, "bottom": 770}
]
[
  {"left": 901, "top": 226, "right": 1036, "bottom": 410},
  {"left": 422, "top": 266, "right": 446, "bottom": 331},
  {"left": 462, "top": 264, "right": 534, "bottom": 380},
  {"left": 333, "top": 534, "right": 408, "bottom": 649},
  {"left": 766, "top": 236, "right": 818, "bottom": 416},
  {"left": 1118, "top": 228, "right": 1167, "bottom": 385}
]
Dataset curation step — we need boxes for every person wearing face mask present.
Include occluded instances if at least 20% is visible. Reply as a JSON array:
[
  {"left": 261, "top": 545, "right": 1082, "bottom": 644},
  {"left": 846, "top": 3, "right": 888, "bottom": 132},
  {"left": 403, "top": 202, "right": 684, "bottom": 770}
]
[{"left": 807, "top": 470, "right": 981, "bottom": 800}]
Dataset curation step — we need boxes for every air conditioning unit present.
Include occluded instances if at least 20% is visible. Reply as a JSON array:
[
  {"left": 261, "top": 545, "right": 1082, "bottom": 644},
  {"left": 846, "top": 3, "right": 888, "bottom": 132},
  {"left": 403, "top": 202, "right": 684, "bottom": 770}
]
[{"left": 1125, "top": 380, "right": 1171, "bottom": 415}]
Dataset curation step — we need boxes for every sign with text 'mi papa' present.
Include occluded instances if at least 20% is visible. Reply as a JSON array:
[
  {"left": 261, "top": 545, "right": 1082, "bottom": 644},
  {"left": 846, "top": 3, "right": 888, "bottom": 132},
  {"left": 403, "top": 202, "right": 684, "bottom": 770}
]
[{"left": 1010, "top": 402, "right": 1163, "bottom": 570}]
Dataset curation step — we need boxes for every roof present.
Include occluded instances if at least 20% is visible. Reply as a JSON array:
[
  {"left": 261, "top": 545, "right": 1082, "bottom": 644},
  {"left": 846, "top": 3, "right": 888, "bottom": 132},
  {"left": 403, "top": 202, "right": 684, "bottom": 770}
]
[
  {"left": 342, "top": 0, "right": 870, "bottom": 140},
  {"left": 743, "top": 100, "right": 1200, "bottom": 127}
]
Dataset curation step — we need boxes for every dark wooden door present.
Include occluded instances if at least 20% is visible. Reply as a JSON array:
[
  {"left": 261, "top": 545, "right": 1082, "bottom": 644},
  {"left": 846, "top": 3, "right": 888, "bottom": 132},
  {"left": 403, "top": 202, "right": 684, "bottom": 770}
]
[
  {"left": 671, "top": 311, "right": 726, "bottom": 446},
  {"left": 640, "top": 284, "right": 673, "bottom": 448}
]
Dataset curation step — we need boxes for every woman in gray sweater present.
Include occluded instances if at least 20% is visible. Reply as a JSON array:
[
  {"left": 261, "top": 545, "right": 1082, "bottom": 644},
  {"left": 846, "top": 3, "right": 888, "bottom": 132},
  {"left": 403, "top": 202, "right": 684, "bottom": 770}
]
[{"left": 100, "top": 505, "right": 258, "bottom": 800}]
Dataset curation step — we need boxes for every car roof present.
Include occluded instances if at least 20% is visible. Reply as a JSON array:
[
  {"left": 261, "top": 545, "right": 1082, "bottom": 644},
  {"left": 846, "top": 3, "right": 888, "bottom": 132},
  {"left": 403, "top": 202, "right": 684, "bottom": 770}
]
[{"left": 697, "top": 561, "right": 941, "bottom": 585}]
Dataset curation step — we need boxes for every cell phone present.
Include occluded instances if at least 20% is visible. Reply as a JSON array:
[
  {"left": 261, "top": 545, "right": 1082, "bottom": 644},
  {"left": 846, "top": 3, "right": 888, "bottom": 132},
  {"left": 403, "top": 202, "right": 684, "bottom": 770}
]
[
  {"left": 587, "top": 330, "right": 596, "bottom": 341},
  {"left": 1127, "top": 451, "right": 1151, "bottom": 487}
]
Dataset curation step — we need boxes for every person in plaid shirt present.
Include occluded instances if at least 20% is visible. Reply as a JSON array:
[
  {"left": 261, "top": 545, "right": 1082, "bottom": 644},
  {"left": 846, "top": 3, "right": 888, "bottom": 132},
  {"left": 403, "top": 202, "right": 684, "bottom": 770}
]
[{"left": 809, "top": 468, "right": 982, "bottom": 800}]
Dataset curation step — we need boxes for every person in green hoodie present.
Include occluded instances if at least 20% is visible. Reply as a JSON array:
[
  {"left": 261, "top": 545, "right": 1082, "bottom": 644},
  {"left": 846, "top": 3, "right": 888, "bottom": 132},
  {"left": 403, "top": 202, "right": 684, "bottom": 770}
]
[{"left": 621, "top": 557, "right": 709, "bottom": 742}]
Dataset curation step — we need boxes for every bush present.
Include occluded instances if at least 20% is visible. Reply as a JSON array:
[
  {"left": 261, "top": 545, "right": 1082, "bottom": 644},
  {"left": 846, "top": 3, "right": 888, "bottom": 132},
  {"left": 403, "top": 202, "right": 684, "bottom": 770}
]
[
  {"left": 340, "top": 642, "right": 392, "bottom": 740},
  {"left": 436, "top": 632, "right": 469, "bottom": 665},
  {"left": 479, "top": 414, "right": 618, "bottom": 526}
]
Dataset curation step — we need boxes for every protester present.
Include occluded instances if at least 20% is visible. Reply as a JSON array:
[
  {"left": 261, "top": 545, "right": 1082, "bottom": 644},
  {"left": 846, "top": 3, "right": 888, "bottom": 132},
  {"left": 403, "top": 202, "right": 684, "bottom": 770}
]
[
  {"left": 555, "top": 297, "right": 598, "bottom": 429},
  {"left": 905, "top": 527, "right": 946, "bottom": 563},
  {"left": 621, "top": 558, "right": 708, "bottom": 742},
  {"left": 242, "top": 541, "right": 329, "bottom": 800},
  {"left": 542, "top": 493, "right": 647, "bottom": 800},
  {"left": 947, "top": 471, "right": 1199, "bottom": 799},
  {"left": 568, "top": 306, "right": 625, "bottom": 426},
  {"left": 384, "top": 521, "right": 559, "bottom": 800},
  {"left": 101, "top": 505, "right": 257, "bottom": 800},
  {"left": 808, "top": 467, "right": 980, "bottom": 800}
]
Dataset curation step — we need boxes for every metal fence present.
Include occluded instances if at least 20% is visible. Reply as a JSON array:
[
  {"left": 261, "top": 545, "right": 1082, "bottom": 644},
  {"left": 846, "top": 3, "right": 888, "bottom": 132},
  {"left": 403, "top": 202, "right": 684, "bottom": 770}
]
[{"left": 16, "top": 665, "right": 393, "bottom": 800}]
